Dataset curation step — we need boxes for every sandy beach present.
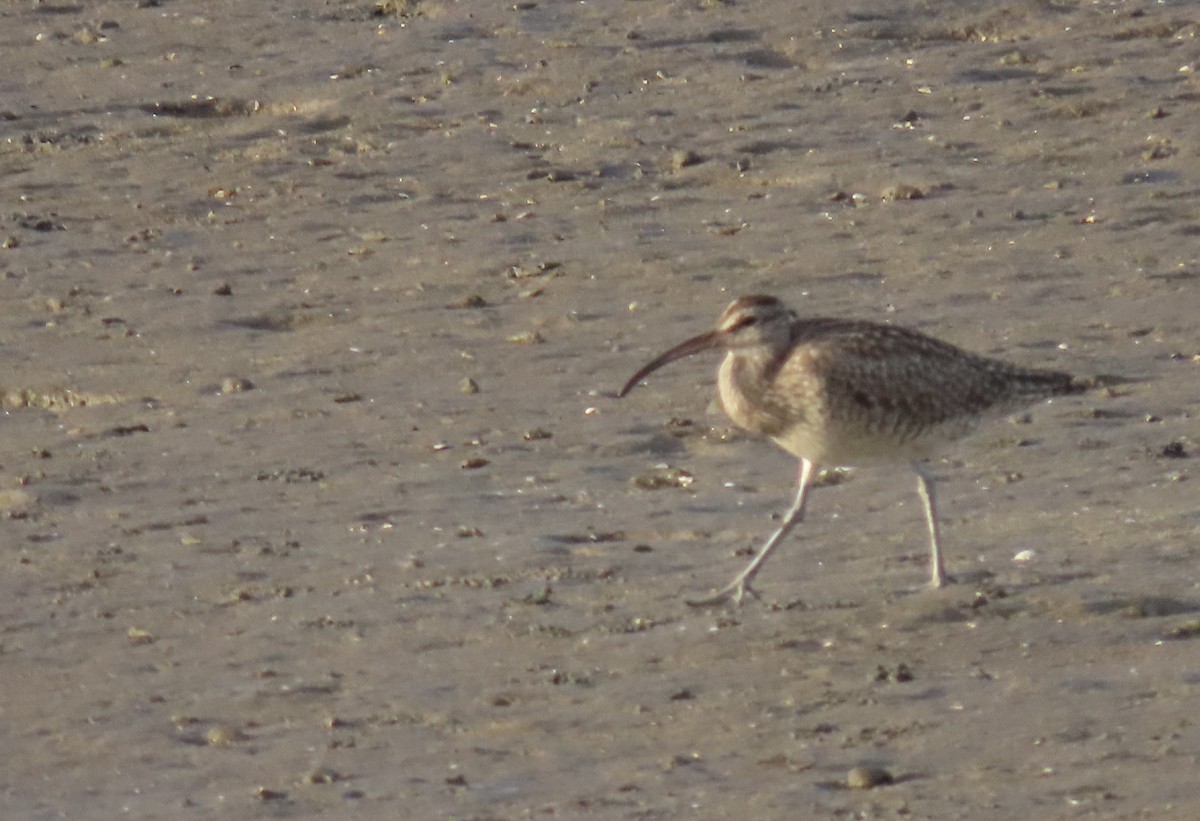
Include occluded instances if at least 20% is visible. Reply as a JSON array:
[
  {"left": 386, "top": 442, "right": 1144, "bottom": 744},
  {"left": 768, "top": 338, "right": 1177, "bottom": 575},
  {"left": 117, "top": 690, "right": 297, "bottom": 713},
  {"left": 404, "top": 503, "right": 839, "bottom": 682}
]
[{"left": 1, "top": 0, "right": 1198, "bottom": 817}]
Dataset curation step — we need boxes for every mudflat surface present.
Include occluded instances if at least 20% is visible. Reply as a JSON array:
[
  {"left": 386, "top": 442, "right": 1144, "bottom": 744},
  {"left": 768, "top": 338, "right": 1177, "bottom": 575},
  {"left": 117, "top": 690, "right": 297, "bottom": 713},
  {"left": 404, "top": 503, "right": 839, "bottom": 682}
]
[{"left": 1, "top": 1, "right": 1198, "bottom": 818}]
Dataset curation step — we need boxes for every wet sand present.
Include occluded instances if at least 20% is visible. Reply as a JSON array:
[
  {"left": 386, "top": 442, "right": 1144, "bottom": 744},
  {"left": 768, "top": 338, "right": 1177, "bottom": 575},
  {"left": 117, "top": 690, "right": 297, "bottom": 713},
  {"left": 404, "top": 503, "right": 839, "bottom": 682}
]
[{"left": 2, "top": 0, "right": 1198, "bottom": 817}]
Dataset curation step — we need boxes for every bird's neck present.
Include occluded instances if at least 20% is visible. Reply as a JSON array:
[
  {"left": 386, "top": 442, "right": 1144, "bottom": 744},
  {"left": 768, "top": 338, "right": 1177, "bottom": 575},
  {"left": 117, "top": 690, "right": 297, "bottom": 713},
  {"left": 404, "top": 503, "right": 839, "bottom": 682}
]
[{"left": 717, "top": 348, "right": 785, "bottom": 433}]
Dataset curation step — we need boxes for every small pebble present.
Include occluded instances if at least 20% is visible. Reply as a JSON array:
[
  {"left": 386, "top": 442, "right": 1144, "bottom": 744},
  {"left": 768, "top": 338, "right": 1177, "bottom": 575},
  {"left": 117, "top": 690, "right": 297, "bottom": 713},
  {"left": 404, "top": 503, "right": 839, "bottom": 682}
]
[
  {"left": 448, "top": 293, "right": 487, "bottom": 308},
  {"left": 1165, "top": 619, "right": 1200, "bottom": 640},
  {"left": 221, "top": 376, "right": 255, "bottom": 394},
  {"left": 459, "top": 377, "right": 479, "bottom": 395},
  {"left": 127, "top": 627, "right": 154, "bottom": 645},
  {"left": 304, "top": 767, "right": 340, "bottom": 784},
  {"left": 205, "top": 725, "right": 245, "bottom": 746},
  {"left": 881, "top": 184, "right": 924, "bottom": 202},
  {"left": 630, "top": 467, "right": 693, "bottom": 490},
  {"left": 847, "top": 765, "right": 893, "bottom": 789},
  {"left": 672, "top": 149, "right": 704, "bottom": 169},
  {"left": 254, "top": 787, "right": 287, "bottom": 801},
  {"left": 507, "top": 330, "right": 544, "bottom": 345}
]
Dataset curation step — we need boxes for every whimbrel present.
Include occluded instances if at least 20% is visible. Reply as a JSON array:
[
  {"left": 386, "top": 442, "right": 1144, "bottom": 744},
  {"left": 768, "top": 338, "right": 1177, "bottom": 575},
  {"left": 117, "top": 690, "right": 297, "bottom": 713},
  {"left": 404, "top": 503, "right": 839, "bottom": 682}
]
[{"left": 618, "top": 295, "right": 1085, "bottom": 606}]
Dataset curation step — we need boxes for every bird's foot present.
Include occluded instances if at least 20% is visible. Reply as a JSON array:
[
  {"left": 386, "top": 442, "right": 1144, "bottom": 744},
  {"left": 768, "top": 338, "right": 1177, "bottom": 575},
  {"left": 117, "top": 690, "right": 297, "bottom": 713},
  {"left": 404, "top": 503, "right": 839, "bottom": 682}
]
[
  {"left": 685, "top": 578, "right": 761, "bottom": 608},
  {"left": 928, "top": 573, "right": 954, "bottom": 590}
]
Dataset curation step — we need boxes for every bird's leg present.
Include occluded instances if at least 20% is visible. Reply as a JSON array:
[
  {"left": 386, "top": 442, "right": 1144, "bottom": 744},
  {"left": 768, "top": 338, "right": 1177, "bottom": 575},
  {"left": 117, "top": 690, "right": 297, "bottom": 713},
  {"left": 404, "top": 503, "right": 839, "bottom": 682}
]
[
  {"left": 687, "top": 458, "right": 817, "bottom": 607},
  {"left": 913, "top": 463, "right": 947, "bottom": 588}
]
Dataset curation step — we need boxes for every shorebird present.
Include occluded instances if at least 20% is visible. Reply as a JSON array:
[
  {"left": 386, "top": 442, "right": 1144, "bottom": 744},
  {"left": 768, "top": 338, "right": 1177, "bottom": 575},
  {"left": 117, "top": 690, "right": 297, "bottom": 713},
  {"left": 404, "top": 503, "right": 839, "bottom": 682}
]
[{"left": 618, "top": 295, "right": 1086, "bottom": 606}]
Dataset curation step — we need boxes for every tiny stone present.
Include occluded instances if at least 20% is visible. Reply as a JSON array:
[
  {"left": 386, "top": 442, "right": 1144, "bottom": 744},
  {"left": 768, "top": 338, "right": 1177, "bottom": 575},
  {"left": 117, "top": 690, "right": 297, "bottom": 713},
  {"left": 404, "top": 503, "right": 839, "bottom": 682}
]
[
  {"left": 997, "top": 50, "right": 1033, "bottom": 66},
  {"left": 449, "top": 293, "right": 487, "bottom": 308},
  {"left": 127, "top": 627, "right": 154, "bottom": 645},
  {"left": 1165, "top": 619, "right": 1200, "bottom": 639},
  {"left": 254, "top": 787, "right": 288, "bottom": 801},
  {"left": 459, "top": 377, "right": 479, "bottom": 394},
  {"left": 73, "top": 27, "right": 103, "bottom": 44},
  {"left": 205, "top": 725, "right": 245, "bottom": 746},
  {"left": 304, "top": 767, "right": 339, "bottom": 784},
  {"left": 881, "top": 184, "right": 924, "bottom": 202},
  {"left": 212, "top": 282, "right": 233, "bottom": 296},
  {"left": 221, "top": 376, "right": 255, "bottom": 394},
  {"left": 847, "top": 765, "right": 893, "bottom": 789},
  {"left": 507, "top": 330, "right": 545, "bottom": 344},
  {"left": 672, "top": 149, "right": 704, "bottom": 169},
  {"left": 630, "top": 467, "right": 693, "bottom": 490}
]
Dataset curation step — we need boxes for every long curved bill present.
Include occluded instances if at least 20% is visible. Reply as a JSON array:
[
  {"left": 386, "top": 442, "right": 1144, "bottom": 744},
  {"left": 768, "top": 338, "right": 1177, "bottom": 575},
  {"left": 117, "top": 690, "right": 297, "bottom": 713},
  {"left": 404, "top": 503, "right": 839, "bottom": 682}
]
[{"left": 617, "top": 330, "right": 723, "bottom": 397}]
